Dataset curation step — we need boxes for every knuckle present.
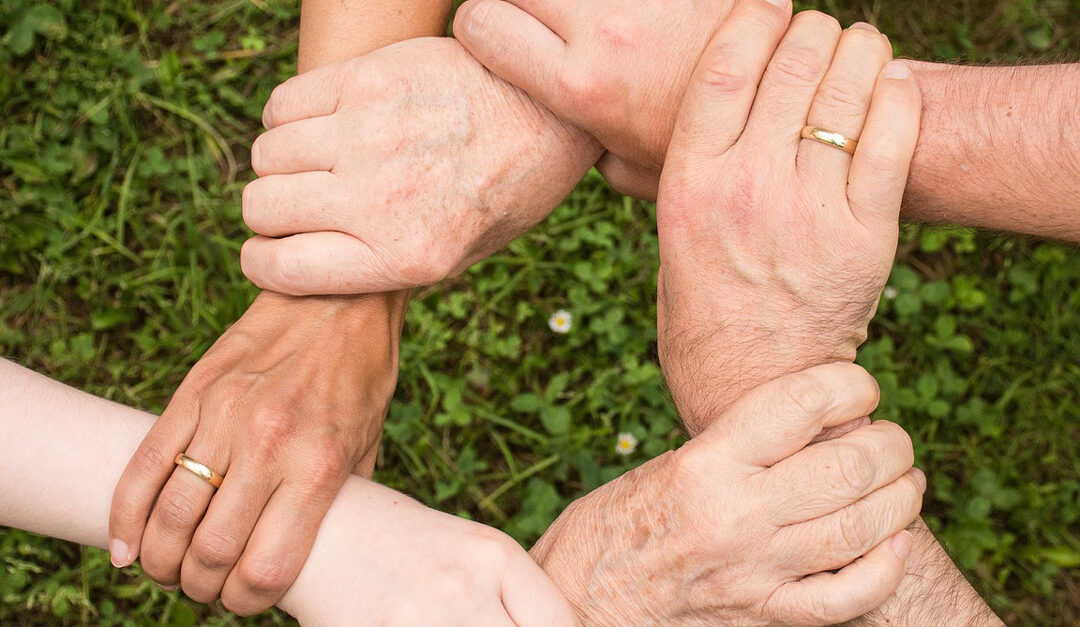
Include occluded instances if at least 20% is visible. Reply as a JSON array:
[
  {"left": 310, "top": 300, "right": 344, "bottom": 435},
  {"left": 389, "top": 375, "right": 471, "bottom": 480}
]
[
  {"left": 457, "top": 0, "right": 496, "bottom": 34},
  {"left": 249, "top": 133, "right": 270, "bottom": 176},
  {"left": 262, "top": 246, "right": 303, "bottom": 288},
  {"left": 875, "top": 420, "right": 914, "bottom": 462},
  {"left": 777, "top": 374, "right": 831, "bottom": 417},
  {"left": 697, "top": 49, "right": 750, "bottom": 100},
  {"left": 262, "top": 81, "right": 291, "bottom": 128},
  {"left": 110, "top": 496, "right": 144, "bottom": 528},
  {"left": 156, "top": 489, "right": 200, "bottom": 531},
  {"left": 302, "top": 440, "right": 350, "bottom": 486},
  {"left": 133, "top": 443, "right": 171, "bottom": 475},
  {"left": 795, "top": 10, "right": 842, "bottom": 35},
  {"left": 249, "top": 405, "right": 299, "bottom": 461},
  {"left": 241, "top": 180, "right": 266, "bottom": 231},
  {"left": 555, "top": 68, "right": 602, "bottom": 108},
  {"left": 829, "top": 442, "right": 877, "bottom": 495},
  {"left": 236, "top": 557, "right": 292, "bottom": 597},
  {"left": 835, "top": 503, "right": 872, "bottom": 555},
  {"left": 816, "top": 77, "right": 869, "bottom": 113},
  {"left": 592, "top": 13, "right": 643, "bottom": 51},
  {"left": 771, "top": 50, "right": 827, "bottom": 86},
  {"left": 192, "top": 529, "right": 245, "bottom": 570}
]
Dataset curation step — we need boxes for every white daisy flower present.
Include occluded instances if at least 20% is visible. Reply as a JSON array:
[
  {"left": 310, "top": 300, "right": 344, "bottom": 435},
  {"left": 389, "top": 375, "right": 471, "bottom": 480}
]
[
  {"left": 548, "top": 309, "right": 573, "bottom": 334},
  {"left": 615, "top": 432, "right": 639, "bottom": 456},
  {"left": 883, "top": 286, "right": 899, "bottom": 300}
]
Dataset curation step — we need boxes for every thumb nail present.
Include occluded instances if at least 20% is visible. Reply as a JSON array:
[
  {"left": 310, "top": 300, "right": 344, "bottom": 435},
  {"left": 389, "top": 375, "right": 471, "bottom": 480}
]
[{"left": 110, "top": 539, "right": 132, "bottom": 568}]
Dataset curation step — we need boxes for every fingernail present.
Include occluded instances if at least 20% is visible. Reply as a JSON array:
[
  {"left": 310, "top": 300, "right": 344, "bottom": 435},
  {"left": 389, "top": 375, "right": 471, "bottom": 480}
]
[
  {"left": 110, "top": 539, "right": 132, "bottom": 568},
  {"left": 908, "top": 467, "right": 927, "bottom": 492},
  {"left": 764, "top": 0, "right": 788, "bottom": 8},
  {"left": 159, "top": 584, "right": 179, "bottom": 592},
  {"left": 849, "top": 21, "right": 879, "bottom": 33},
  {"left": 891, "top": 530, "right": 912, "bottom": 559},
  {"left": 883, "top": 60, "right": 911, "bottom": 79}
]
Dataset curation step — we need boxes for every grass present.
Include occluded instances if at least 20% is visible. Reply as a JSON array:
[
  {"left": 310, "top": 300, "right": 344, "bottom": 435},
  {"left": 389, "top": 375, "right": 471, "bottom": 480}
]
[{"left": 1, "top": 0, "right": 1079, "bottom": 624}]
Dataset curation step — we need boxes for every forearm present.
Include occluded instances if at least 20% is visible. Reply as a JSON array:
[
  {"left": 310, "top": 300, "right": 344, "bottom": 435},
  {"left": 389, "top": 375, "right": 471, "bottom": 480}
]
[
  {"left": 0, "top": 359, "right": 405, "bottom": 623},
  {"left": 905, "top": 62, "right": 1080, "bottom": 240},
  {"left": 298, "top": 0, "right": 450, "bottom": 73},
  {"left": 838, "top": 519, "right": 1001, "bottom": 627}
]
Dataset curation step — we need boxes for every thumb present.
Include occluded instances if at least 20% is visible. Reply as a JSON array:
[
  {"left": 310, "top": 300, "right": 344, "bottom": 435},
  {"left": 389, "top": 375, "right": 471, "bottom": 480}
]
[
  {"left": 692, "top": 363, "right": 880, "bottom": 468},
  {"left": 240, "top": 233, "right": 400, "bottom": 295}
]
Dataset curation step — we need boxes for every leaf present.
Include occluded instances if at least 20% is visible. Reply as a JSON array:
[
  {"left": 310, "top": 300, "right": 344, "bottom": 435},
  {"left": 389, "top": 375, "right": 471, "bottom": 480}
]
[
  {"left": 539, "top": 405, "right": 571, "bottom": 435},
  {"left": 510, "top": 393, "right": 545, "bottom": 413}
]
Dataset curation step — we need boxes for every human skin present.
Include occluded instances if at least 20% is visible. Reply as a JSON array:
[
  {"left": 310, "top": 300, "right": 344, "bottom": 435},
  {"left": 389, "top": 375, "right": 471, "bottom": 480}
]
[
  {"left": 645, "top": 4, "right": 997, "bottom": 625},
  {"left": 454, "top": 0, "right": 1080, "bottom": 240},
  {"left": 108, "top": 0, "right": 453, "bottom": 615},
  {"left": 518, "top": 5, "right": 936, "bottom": 625},
  {"left": 240, "top": 36, "right": 601, "bottom": 295},
  {"left": 0, "top": 359, "right": 578, "bottom": 625},
  {"left": 0, "top": 357, "right": 921, "bottom": 626}
]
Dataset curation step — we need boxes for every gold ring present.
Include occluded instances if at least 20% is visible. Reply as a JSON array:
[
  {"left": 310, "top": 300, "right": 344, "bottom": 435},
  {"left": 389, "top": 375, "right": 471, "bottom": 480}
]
[
  {"left": 174, "top": 454, "right": 224, "bottom": 489},
  {"left": 801, "top": 126, "right": 858, "bottom": 155}
]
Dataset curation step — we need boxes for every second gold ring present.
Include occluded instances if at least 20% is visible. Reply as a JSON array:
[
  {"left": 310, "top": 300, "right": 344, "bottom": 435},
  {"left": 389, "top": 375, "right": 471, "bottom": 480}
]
[
  {"left": 801, "top": 125, "right": 859, "bottom": 155},
  {"left": 174, "top": 454, "right": 225, "bottom": 489}
]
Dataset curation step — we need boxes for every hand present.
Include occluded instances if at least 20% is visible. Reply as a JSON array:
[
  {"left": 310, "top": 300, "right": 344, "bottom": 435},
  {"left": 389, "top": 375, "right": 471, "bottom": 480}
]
[
  {"left": 109, "top": 291, "right": 406, "bottom": 615},
  {"left": 532, "top": 363, "right": 924, "bottom": 626},
  {"left": 240, "top": 36, "right": 601, "bottom": 295},
  {"left": 280, "top": 478, "right": 577, "bottom": 626},
  {"left": 652, "top": 5, "right": 921, "bottom": 433},
  {"left": 453, "top": 0, "right": 737, "bottom": 199}
]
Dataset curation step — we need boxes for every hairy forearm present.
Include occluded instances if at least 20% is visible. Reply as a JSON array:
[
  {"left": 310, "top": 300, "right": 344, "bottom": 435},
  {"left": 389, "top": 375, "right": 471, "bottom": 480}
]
[
  {"left": 906, "top": 62, "right": 1080, "bottom": 240},
  {"left": 838, "top": 519, "right": 1001, "bottom": 627}
]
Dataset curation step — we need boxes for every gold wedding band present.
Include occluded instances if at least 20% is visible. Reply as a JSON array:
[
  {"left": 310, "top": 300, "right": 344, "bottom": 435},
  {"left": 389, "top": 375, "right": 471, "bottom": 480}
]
[
  {"left": 174, "top": 454, "right": 225, "bottom": 489},
  {"left": 801, "top": 126, "right": 858, "bottom": 155}
]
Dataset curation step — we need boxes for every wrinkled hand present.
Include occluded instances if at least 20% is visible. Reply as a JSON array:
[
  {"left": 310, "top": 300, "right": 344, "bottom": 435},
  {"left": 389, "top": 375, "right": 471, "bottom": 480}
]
[
  {"left": 240, "top": 36, "right": 601, "bottom": 295},
  {"left": 652, "top": 4, "right": 921, "bottom": 432},
  {"left": 280, "top": 478, "right": 577, "bottom": 626},
  {"left": 453, "top": 0, "right": 736, "bottom": 198},
  {"left": 109, "top": 291, "right": 405, "bottom": 615},
  {"left": 532, "top": 364, "right": 924, "bottom": 626}
]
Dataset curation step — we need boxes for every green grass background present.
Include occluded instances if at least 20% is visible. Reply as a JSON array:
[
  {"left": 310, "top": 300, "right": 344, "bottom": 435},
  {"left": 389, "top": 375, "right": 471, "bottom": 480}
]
[{"left": 1, "top": 0, "right": 1079, "bottom": 624}]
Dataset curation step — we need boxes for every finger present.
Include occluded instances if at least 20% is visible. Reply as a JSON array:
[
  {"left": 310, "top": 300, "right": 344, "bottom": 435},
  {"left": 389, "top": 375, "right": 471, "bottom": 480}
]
[
  {"left": 666, "top": 0, "right": 793, "bottom": 161},
  {"left": 109, "top": 401, "right": 198, "bottom": 568},
  {"left": 766, "top": 419, "right": 914, "bottom": 523},
  {"left": 261, "top": 64, "right": 346, "bottom": 130},
  {"left": 501, "top": 554, "right": 579, "bottom": 627},
  {"left": 741, "top": 10, "right": 842, "bottom": 158},
  {"left": 242, "top": 172, "right": 352, "bottom": 237},
  {"left": 769, "top": 531, "right": 912, "bottom": 626},
  {"left": 139, "top": 434, "right": 230, "bottom": 587},
  {"left": 696, "top": 362, "right": 880, "bottom": 468},
  {"left": 179, "top": 464, "right": 278, "bottom": 603},
  {"left": 595, "top": 152, "right": 660, "bottom": 201},
  {"left": 454, "top": 0, "right": 569, "bottom": 115},
  {"left": 457, "top": 0, "right": 577, "bottom": 42},
  {"left": 798, "top": 23, "right": 893, "bottom": 182},
  {"left": 781, "top": 468, "right": 925, "bottom": 574},
  {"left": 250, "top": 116, "right": 340, "bottom": 176},
  {"left": 240, "top": 232, "right": 399, "bottom": 296},
  {"left": 220, "top": 479, "right": 343, "bottom": 616},
  {"left": 846, "top": 60, "right": 922, "bottom": 229}
]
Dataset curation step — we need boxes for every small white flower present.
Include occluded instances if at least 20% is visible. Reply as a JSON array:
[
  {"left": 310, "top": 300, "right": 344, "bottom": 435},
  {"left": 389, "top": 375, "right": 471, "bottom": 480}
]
[
  {"left": 548, "top": 309, "right": 573, "bottom": 334},
  {"left": 615, "top": 432, "right": 639, "bottom": 456},
  {"left": 883, "top": 286, "right": 899, "bottom": 300}
]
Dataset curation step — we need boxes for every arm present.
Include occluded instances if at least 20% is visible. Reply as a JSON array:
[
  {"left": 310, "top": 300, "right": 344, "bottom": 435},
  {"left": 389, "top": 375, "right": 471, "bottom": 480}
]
[
  {"left": 0, "top": 359, "right": 576, "bottom": 625},
  {"left": 902, "top": 62, "right": 1080, "bottom": 240},
  {"left": 106, "top": 0, "right": 449, "bottom": 615},
  {"left": 454, "top": 2, "right": 1080, "bottom": 241}
]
